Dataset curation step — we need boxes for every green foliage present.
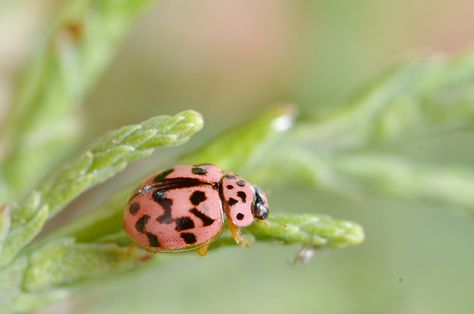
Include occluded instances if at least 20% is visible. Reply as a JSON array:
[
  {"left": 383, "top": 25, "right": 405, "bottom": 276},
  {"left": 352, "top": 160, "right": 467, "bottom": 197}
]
[
  {"left": 0, "top": 110, "right": 203, "bottom": 269},
  {"left": 0, "top": 106, "right": 364, "bottom": 313},
  {"left": 0, "top": 206, "right": 10, "bottom": 248},
  {"left": 328, "top": 154, "right": 474, "bottom": 211},
  {"left": 253, "top": 52, "right": 474, "bottom": 213},
  {"left": 0, "top": 240, "right": 141, "bottom": 314},
  {"left": 0, "top": 0, "right": 152, "bottom": 201},
  {"left": 295, "top": 52, "right": 474, "bottom": 149},
  {"left": 247, "top": 214, "right": 364, "bottom": 249},
  {"left": 182, "top": 106, "right": 297, "bottom": 171},
  {"left": 1, "top": 1, "right": 473, "bottom": 313}
]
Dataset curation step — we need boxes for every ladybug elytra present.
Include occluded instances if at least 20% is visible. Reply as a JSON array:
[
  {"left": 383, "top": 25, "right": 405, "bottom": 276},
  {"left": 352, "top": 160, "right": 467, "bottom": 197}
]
[{"left": 123, "top": 164, "right": 269, "bottom": 255}]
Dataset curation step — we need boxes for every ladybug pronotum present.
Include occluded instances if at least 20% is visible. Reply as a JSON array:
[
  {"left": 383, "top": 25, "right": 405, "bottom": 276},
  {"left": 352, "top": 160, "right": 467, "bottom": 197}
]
[{"left": 124, "top": 164, "right": 269, "bottom": 256}]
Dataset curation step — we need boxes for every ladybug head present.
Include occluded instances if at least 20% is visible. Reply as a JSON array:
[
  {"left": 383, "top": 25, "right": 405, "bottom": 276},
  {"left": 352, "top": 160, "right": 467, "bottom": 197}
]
[{"left": 252, "top": 185, "right": 269, "bottom": 220}]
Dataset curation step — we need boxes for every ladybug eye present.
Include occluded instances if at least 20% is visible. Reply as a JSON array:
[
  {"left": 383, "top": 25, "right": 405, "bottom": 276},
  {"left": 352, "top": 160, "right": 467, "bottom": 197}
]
[
  {"left": 254, "top": 204, "right": 269, "bottom": 220},
  {"left": 252, "top": 185, "right": 269, "bottom": 220}
]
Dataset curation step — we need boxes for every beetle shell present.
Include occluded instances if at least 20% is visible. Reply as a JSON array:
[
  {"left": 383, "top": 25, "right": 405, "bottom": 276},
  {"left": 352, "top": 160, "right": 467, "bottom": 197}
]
[
  {"left": 125, "top": 185, "right": 224, "bottom": 252},
  {"left": 161, "top": 164, "right": 223, "bottom": 184},
  {"left": 137, "top": 164, "right": 223, "bottom": 189},
  {"left": 125, "top": 165, "right": 225, "bottom": 252},
  {"left": 124, "top": 164, "right": 269, "bottom": 253}
]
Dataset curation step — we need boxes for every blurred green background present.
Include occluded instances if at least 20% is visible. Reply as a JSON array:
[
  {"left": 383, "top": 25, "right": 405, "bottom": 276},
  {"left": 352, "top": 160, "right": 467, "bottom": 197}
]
[{"left": 1, "top": 0, "right": 474, "bottom": 313}]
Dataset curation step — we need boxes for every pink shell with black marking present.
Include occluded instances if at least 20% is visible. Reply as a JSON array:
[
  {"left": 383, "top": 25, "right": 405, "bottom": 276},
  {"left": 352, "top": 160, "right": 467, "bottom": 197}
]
[
  {"left": 221, "top": 173, "right": 256, "bottom": 228},
  {"left": 124, "top": 164, "right": 268, "bottom": 252}
]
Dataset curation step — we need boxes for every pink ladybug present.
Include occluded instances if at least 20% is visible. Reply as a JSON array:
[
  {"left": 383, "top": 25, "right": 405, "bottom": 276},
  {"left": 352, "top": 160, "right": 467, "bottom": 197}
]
[{"left": 123, "top": 164, "right": 269, "bottom": 255}]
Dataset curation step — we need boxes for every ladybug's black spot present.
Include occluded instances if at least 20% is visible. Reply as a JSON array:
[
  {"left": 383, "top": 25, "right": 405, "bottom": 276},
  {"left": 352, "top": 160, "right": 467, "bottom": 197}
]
[
  {"left": 236, "top": 213, "right": 244, "bottom": 220},
  {"left": 236, "top": 180, "right": 246, "bottom": 187},
  {"left": 135, "top": 215, "right": 150, "bottom": 232},
  {"left": 228, "top": 198, "right": 238, "bottom": 206},
  {"left": 225, "top": 175, "right": 237, "bottom": 180},
  {"left": 154, "top": 168, "right": 174, "bottom": 182},
  {"left": 129, "top": 202, "right": 140, "bottom": 215},
  {"left": 237, "top": 191, "right": 247, "bottom": 203},
  {"left": 190, "top": 190, "right": 206, "bottom": 205},
  {"left": 153, "top": 189, "right": 166, "bottom": 201},
  {"left": 146, "top": 232, "right": 160, "bottom": 247},
  {"left": 153, "top": 189, "right": 173, "bottom": 224},
  {"left": 175, "top": 217, "right": 195, "bottom": 231},
  {"left": 181, "top": 232, "right": 197, "bottom": 245},
  {"left": 226, "top": 185, "right": 234, "bottom": 189},
  {"left": 190, "top": 208, "right": 215, "bottom": 226},
  {"left": 192, "top": 167, "right": 208, "bottom": 175}
]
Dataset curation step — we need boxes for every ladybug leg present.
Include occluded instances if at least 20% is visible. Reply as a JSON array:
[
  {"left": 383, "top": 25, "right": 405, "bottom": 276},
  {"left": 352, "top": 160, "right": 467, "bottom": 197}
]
[
  {"left": 198, "top": 245, "right": 209, "bottom": 256},
  {"left": 125, "top": 242, "right": 137, "bottom": 258},
  {"left": 226, "top": 219, "right": 251, "bottom": 247}
]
